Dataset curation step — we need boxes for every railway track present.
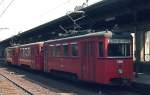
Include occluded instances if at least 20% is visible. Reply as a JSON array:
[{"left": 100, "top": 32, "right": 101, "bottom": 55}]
[
  {"left": 0, "top": 74, "right": 31, "bottom": 95},
  {"left": 0, "top": 62, "right": 147, "bottom": 95},
  {"left": 0, "top": 68, "right": 60, "bottom": 95}
]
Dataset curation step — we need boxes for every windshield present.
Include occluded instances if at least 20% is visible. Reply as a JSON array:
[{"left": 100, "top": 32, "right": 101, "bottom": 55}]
[{"left": 108, "top": 39, "right": 131, "bottom": 57}]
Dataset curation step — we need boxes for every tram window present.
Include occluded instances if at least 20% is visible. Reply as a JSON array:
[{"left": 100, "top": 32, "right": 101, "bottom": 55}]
[
  {"left": 99, "top": 42, "right": 104, "bottom": 57},
  {"left": 41, "top": 47, "right": 44, "bottom": 52},
  {"left": 126, "top": 44, "right": 130, "bottom": 56},
  {"left": 51, "top": 47, "right": 55, "bottom": 57},
  {"left": 6, "top": 49, "right": 11, "bottom": 57},
  {"left": 49, "top": 45, "right": 54, "bottom": 57},
  {"left": 55, "top": 46, "right": 61, "bottom": 57},
  {"left": 20, "top": 48, "right": 24, "bottom": 58},
  {"left": 63, "top": 44, "right": 69, "bottom": 56},
  {"left": 71, "top": 43, "right": 78, "bottom": 56},
  {"left": 108, "top": 43, "right": 130, "bottom": 57}
]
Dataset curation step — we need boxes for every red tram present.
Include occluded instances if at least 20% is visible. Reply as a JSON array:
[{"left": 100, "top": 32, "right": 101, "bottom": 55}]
[
  {"left": 6, "top": 42, "right": 44, "bottom": 71},
  {"left": 17, "top": 42, "right": 44, "bottom": 70},
  {"left": 5, "top": 31, "right": 133, "bottom": 84}
]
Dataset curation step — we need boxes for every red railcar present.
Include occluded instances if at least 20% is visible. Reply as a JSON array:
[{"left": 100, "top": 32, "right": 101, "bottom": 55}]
[
  {"left": 5, "top": 31, "right": 133, "bottom": 85},
  {"left": 5, "top": 42, "right": 44, "bottom": 70},
  {"left": 44, "top": 31, "right": 133, "bottom": 84},
  {"left": 5, "top": 46, "right": 19, "bottom": 65},
  {"left": 14, "top": 42, "right": 44, "bottom": 70}
]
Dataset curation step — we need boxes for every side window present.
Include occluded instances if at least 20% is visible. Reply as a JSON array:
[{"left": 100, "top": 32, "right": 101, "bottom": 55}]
[
  {"left": 21, "top": 48, "right": 24, "bottom": 58},
  {"left": 20, "top": 47, "right": 31, "bottom": 58},
  {"left": 49, "top": 45, "right": 55, "bottom": 57},
  {"left": 55, "top": 45, "right": 61, "bottom": 57},
  {"left": 26, "top": 48, "right": 31, "bottom": 57},
  {"left": 7, "top": 49, "right": 11, "bottom": 57},
  {"left": 20, "top": 48, "right": 22, "bottom": 57},
  {"left": 41, "top": 47, "right": 44, "bottom": 52},
  {"left": 99, "top": 42, "right": 104, "bottom": 57},
  {"left": 63, "top": 44, "right": 69, "bottom": 56},
  {"left": 71, "top": 43, "right": 78, "bottom": 56}
]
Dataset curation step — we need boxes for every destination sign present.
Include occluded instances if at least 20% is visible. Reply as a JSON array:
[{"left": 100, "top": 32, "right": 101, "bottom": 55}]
[{"left": 109, "top": 39, "right": 130, "bottom": 43}]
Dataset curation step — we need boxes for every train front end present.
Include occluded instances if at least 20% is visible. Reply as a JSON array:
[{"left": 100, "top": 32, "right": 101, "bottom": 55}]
[
  {"left": 106, "top": 38, "right": 133, "bottom": 84},
  {"left": 96, "top": 34, "right": 133, "bottom": 85}
]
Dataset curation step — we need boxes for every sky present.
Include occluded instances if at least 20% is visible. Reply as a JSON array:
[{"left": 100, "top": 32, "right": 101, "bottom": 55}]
[{"left": 0, "top": 0, "right": 102, "bottom": 41}]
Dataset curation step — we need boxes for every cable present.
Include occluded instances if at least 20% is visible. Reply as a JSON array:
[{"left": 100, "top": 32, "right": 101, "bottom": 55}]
[
  {"left": 40, "top": 0, "right": 70, "bottom": 17},
  {"left": 0, "top": 0, "right": 15, "bottom": 18}
]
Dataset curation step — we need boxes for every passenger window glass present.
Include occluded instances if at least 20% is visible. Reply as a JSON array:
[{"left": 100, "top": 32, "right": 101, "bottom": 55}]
[
  {"left": 63, "top": 44, "right": 69, "bottom": 56},
  {"left": 99, "top": 42, "right": 104, "bottom": 57},
  {"left": 55, "top": 45, "right": 61, "bottom": 57},
  {"left": 71, "top": 43, "right": 78, "bottom": 56},
  {"left": 7, "top": 49, "right": 11, "bottom": 57},
  {"left": 41, "top": 47, "right": 43, "bottom": 52},
  {"left": 51, "top": 47, "right": 55, "bottom": 57},
  {"left": 49, "top": 45, "right": 55, "bottom": 57},
  {"left": 108, "top": 43, "right": 130, "bottom": 57},
  {"left": 20, "top": 47, "right": 31, "bottom": 58}
]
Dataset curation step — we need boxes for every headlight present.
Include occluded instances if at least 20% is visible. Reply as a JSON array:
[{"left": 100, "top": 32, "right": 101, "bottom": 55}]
[{"left": 117, "top": 69, "right": 124, "bottom": 74}]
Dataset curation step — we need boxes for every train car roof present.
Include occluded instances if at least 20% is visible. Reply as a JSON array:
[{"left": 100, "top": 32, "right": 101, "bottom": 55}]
[
  {"left": 45, "top": 31, "right": 113, "bottom": 43},
  {"left": 7, "top": 42, "right": 44, "bottom": 48}
]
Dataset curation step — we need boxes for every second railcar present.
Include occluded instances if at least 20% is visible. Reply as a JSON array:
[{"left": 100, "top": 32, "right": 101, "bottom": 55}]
[{"left": 17, "top": 42, "right": 44, "bottom": 70}]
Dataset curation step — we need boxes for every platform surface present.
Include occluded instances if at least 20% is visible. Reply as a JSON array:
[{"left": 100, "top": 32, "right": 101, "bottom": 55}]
[{"left": 135, "top": 73, "right": 150, "bottom": 85}]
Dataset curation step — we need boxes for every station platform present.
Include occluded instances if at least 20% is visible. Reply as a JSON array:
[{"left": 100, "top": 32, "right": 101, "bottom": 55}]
[
  {"left": 133, "top": 73, "right": 150, "bottom": 94},
  {"left": 134, "top": 73, "right": 150, "bottom": 85}
]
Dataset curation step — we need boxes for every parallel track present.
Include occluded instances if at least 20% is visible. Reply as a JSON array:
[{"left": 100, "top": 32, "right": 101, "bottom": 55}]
[
  {"left": 0, "top": 62, "right": 148, "bottom": 95},
  {"left": 0, "top": 68, "right": 59, "bottom": 95},
  {"left": 0, "top": 74, "right": 32, "bottom": 95}
]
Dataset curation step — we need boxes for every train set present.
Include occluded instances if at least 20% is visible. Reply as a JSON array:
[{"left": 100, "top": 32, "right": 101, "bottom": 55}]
[{"left": 5, "top": 30, "right": 133, "bottom": 85}]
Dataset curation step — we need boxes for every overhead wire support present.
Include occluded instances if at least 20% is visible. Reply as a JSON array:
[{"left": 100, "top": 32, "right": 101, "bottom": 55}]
[
  {"left": 66, "top": 11, "right": 85, "bottom": 30},
  {"left": 0, "top": 0, "right": 15, "bottom": 18}
]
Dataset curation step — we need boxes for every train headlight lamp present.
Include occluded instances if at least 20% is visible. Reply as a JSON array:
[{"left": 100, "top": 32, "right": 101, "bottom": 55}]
[{"left": 117, "top": 69, "right": 124, "bottom": 74}]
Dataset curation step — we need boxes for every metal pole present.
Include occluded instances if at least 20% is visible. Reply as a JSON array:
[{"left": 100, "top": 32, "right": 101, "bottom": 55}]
[{"left": 134, "top": 11, "right": 142, "bottom": 76}]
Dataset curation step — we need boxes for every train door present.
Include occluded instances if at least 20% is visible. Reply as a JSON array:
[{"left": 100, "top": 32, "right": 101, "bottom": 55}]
[
  {"left": 12, "top": 49, "right": 16, "bottom": 64},
  {"left": 81, "top": 40, "right": 96, "bottom": 81},
  {"left": 35, "top": 46, "right": 40, "bottom": 70},
  {"left": 35, "top": 46, "right": 44, "bottom": 71},
  {"left": 33, "top": 46, "right": 39, "bottom": 70},
  {"left": 14, "top": 48, "right": 19, "bottom": 65},
  {"left": 11, "top": 48, "right": 17, "bottom": 65},
  {"left": 39, "top": 46, "right": 44, "bottom": 70},
  {"left": 44, "top": 44, "right": 48, "bottom": 72},
  {"left": 31, "top": 46, "right": 35, "bottom": 69}
]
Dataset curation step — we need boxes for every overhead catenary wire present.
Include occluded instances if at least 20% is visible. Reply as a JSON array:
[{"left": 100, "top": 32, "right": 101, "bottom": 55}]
[
  {"left": 0, "top": 0, "right": 15, "bottom": 18},
  {"left": 40, "top": 0, "right": 71, "bottom": 17}
]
